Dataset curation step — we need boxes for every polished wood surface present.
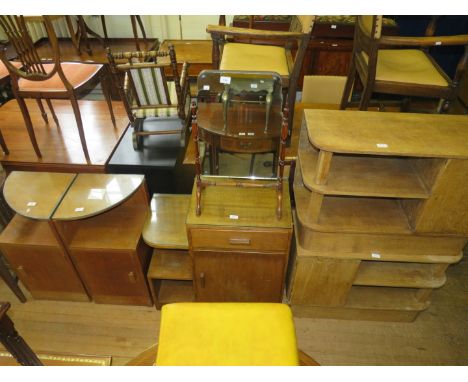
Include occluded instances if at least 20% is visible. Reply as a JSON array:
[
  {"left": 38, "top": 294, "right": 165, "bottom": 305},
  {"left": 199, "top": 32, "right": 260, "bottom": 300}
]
[
  {"left": 159, "top": 40, "right": 212, "bottom": 78},
  {"left": 3, "top": 172, "right": 75, "bottom": 220},
  {"left": 304, "top": 109, "right": 468, "bottom": 158},
  {"left": 142, "top": 194, "right": 190, "bottom": 250},
  {"left": 186, "top": 179, "right": 292, "bottom": 229},
  {"left": 0, "top": 99, "right": 129, "bottom": 172},
  {"left": 52, "top": 173, "right": 144, "bottom": 220},
  {"left": 187, "top": 179, "right": 292, "bottom": 303},
  {"left": 0, "top": 252, "right": 467, "bottom": 365}
]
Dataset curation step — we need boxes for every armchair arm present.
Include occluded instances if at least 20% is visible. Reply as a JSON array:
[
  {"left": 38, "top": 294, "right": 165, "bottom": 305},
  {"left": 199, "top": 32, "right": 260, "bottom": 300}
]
[
  {"left": 206, "top": 25, "right": 303, "bottom": 40},
  {"left": 380, "top": 34, "right": 468, "bottom": 47}
]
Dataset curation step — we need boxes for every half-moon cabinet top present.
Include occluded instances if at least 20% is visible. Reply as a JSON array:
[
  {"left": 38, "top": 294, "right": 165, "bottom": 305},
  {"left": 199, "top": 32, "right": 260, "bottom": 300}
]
[
  {"left": 3, "top": 171, "right": 76, "bottom": 221},
  {"left": 52, "top": 174, "right": 145, "bottom": 221}
]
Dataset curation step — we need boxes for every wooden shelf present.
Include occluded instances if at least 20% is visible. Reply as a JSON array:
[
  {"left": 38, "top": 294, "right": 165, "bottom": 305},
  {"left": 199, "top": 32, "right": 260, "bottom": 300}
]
[
  {"left": 293, "top": 211, "right": 464, "bottom": 264},
  {"left": 294, "top": 180, "right": 412, "bottom": 235},
  {"left": 304, "top": 109, "right": 468, "bottom": 159},
  {"left": 298, "top": 143, "right": 430, "bottom": 198},
  {"left": 148, "top": 249, "right": 192, "bottom": 281},
  {"left": 291, "top": 285, "right": 430, "bottom": 322},
  {"left": 353, "top": 261, "right": 447, "bottom": 289},
  {"left": 158, "top": 280, "right": 194, "bottom": 305}
]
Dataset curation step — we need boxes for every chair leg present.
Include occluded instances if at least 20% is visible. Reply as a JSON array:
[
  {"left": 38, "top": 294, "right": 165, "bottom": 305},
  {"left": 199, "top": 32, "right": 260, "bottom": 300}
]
[
  {"left": 69, "top": 95, "right": 91, "bottom": 163},
  {"left": 287, "top": 87, "right": 297, "bottom": 131},
  {"left": 0, "top": 129, "right": 9, "bottom": 155},
  {"left": 340, "top": 61, "right": 357, "bottom": 110},
  {"left": 359, "top": 83, "right": 373, "bottom": 111},
  {"left": 101, "top": 72, "right": 116, "bottom": 128},
  {"left": 45, "top": 99, "right": 60, "bottom": 128},
  {"left": 35, "top": 99, "right": 48, "bottom": 124},
  {"left": 16, "top": 97, "right": 42, "bottom": 157}
]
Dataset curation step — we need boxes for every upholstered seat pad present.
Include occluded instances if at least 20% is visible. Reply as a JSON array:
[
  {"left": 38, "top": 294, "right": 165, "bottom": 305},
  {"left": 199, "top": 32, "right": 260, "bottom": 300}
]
[
  {"left": 132, "top": 81, "right": 190, "bottom": 119},
  {"left": 220, "top": 43, "right": 289, "bottom": 76},
  {"left": 0, "top": 61, "right": 22, "bottom": 80},
  {"left": 156, "top": 303, "right": 299, "bottom": 366},
  {"left": 372, "top": 49, "right": 449, "bottom": 87},
  {"left": 18, "top": 62, "right": 102, "bottom": 92}
]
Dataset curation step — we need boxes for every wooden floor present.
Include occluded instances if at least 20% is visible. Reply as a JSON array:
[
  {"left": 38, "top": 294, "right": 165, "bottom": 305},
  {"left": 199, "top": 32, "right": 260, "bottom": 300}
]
[
  {"left": 0, "top": 99, "right": 129, "bottom": 173},
  {"left": 0, "top": 252, "right": 466, "bottom": 366}
]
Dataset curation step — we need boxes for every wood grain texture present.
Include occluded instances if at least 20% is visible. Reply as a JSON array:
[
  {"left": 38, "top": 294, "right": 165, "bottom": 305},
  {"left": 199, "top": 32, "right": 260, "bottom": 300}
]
[
  {"left": 52, "top": 174, "right": 144, "bottom": 221},
  {"left": 0, "top": 99, "right": 129, "bottom": 171},
  {"left": 304, "top": 109, "right": 468, "bottom": 158},
  {"left": 147, "top": 249, "right": 192, "bottom": 281},
  {"left": 186, "top": 179, "right": 292, "bottom": 229},
  {"left": 142, "top": 194, "right": 190, "bottom": 250},
  {"left": 3, "top": 172, "right": 76, "bottom": 220}
]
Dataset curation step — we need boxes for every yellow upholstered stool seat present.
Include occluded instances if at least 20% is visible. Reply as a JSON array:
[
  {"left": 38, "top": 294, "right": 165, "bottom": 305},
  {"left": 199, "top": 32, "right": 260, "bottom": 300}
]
[
  {"left": 156, "top": 303, "right": 300, "bottom": 366},
  {"left": 220, "top": 43, "right": 290, "bottom": 76},
  {"left": 368, "top": 49, "right": 449, "bottom": 87}
]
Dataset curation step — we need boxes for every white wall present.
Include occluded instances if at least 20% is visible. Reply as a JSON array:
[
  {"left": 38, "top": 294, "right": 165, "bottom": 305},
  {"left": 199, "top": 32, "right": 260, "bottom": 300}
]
[{"left": 0, "top": 15, "right": 235, "bottom": 42}]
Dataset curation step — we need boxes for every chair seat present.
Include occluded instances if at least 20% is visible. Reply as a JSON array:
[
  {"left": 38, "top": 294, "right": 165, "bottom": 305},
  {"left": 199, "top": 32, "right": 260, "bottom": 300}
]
[
  {"left": 371, "top": 49, "right": 449, "bottom": 87},
  {"left": 220, "top": 43, "right": 290, "bottom": 76},
  {"left": 18, "top": 62, "right": 102, "bottom": 92},
  {"left": 132, "top": 81, "right": 190, "bottom": 119},
  {"left": 156, "top": 303, "right": 300, "bottom": 366},
  {"left": 0, "top": 61, "right": 22, "bottom": 81}
]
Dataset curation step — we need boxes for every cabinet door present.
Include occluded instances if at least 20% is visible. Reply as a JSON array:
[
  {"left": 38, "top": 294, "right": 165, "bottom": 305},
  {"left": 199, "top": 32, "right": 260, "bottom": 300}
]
[
  {"left": 1, "top": 245, "right": 88, "bottom": 302},
  {"left": 69, "top": 248, "right": 152, "bottom": 306},
  {"left": 193, "top": 250, "right": 286, "bottom": 302}
]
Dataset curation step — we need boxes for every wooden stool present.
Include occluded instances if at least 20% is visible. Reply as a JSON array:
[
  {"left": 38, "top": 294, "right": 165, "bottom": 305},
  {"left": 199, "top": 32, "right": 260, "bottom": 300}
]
[
  {"left": 142, "top": 194, "right": 193, "bottom": 309},
  {"left": 155, "top": 302, "right": 319, "bottom": 366}
]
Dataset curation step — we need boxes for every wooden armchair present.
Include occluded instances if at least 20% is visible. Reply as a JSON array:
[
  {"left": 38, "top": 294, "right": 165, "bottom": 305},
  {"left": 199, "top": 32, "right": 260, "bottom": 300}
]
[
  {"left": 206, "top": 16, "right": 315, "bottom": 129},
  {"left": 340, "top": 16, "right": 468, "bottom": 112},
  {"left": 107, "top": 45, "right": 191, "bottom": 150},
  {"left": 0, "top": 15, "right": 116, "bottom": 162}
]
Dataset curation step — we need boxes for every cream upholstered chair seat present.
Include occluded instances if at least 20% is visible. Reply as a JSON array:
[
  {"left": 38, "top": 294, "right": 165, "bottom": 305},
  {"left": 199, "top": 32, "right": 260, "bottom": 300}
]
[
  {"left": 365, "top": 49, "right": 449, "bottom": 87},
  {"left": 220, "top": 43, "right": 290, "bottom": 76}
]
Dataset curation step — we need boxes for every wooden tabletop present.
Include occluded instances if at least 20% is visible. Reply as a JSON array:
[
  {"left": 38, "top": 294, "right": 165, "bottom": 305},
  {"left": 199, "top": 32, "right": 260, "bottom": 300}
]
[
  {"left": 3, "top": 171, "right": 76, "bottom": 220},
  {"left": 142, "top": 194, "right": 190, "bottom": 250},
  {"left": 186, "top": 178, "right": 292, "bottom": 229},
  {"left": 159, "top": 40, "right": 213, "bottom": 64},
  {"left": 305, "top": 109, "right": 468, "bottom": 158},
  {"left": 52, "top": 174, "right": 144, "bottom": 221}
]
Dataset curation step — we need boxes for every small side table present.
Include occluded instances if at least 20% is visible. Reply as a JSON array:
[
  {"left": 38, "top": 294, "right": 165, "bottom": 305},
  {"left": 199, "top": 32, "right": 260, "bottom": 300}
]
[{"left": 143, "top": 194, "right": 193, "bottom": 309}]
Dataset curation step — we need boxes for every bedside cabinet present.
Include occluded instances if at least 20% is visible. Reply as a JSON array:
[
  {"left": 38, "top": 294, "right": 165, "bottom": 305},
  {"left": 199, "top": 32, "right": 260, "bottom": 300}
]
[{"left": 186, "top": 180, "right": 293, "bottom": 302}]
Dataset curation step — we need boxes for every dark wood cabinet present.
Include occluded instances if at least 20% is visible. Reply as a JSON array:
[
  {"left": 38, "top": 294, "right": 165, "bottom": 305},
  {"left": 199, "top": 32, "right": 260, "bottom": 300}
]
[{"left": 192, "top": 249, "right": 287, "bottom": 302}]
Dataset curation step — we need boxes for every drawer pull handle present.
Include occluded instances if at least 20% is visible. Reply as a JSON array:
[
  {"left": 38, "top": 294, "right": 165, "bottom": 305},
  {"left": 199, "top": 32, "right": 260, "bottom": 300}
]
[
  {"left": 128, "top": 271, "right": 137, "bottom": 284},
  {"left": 200, "top": 272, "right": 205, "bottom": 288},
  {"left": 229, "top": 238, "right": 251, "bottom": 245}
]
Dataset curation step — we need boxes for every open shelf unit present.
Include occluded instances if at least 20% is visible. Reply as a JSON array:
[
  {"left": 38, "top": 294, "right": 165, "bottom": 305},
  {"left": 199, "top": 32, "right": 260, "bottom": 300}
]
[{"left": 288, "top": 110, "right": 468, "bottom": 321}]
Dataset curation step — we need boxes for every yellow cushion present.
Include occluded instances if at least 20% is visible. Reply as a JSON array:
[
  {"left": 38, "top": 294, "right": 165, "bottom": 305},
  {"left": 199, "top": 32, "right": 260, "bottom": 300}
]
[
  {"left": 366, "top": 49, "right": 449, "bottom": 87},
  {"left": 155, "top": 303, "right": 299, "bottom": 366},
  {"left": 220, "top": 43, "right": 289, "bottom": 76}
]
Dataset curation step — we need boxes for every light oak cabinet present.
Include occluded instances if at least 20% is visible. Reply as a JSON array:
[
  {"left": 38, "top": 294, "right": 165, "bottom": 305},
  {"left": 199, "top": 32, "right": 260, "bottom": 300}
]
[
  {"left": 186, "top": 181, "right": 293, "bottom": 303},
  {"left": 288, "top": 110, "right": 468, "bottom": 322}
]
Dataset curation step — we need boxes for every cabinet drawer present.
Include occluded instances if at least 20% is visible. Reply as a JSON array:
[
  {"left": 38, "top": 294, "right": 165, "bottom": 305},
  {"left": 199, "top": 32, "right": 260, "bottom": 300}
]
[
  {"left": 219, "top": 136, "right": 276, "bottom": 153},
  {"left": 190, "top": 228, "right": 290, "bottom": 252}
]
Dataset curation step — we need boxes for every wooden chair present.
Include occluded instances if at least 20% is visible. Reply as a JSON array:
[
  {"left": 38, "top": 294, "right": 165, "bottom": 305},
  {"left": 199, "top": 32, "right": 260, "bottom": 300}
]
[
  {"left": 206, "top": 16, "right": 315, "bottom": 129},
  {"left": 0, "top": 15, "right": 116, "bottom": 162},
  {"left": 0, "top": 302, "right": 42, "bottom": 365},
  {"left": 340, "top": 16, "right": 468, "bottom": 112},
  {"left": 107, "top": 45, "right": 190, "bottom": 150}
]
